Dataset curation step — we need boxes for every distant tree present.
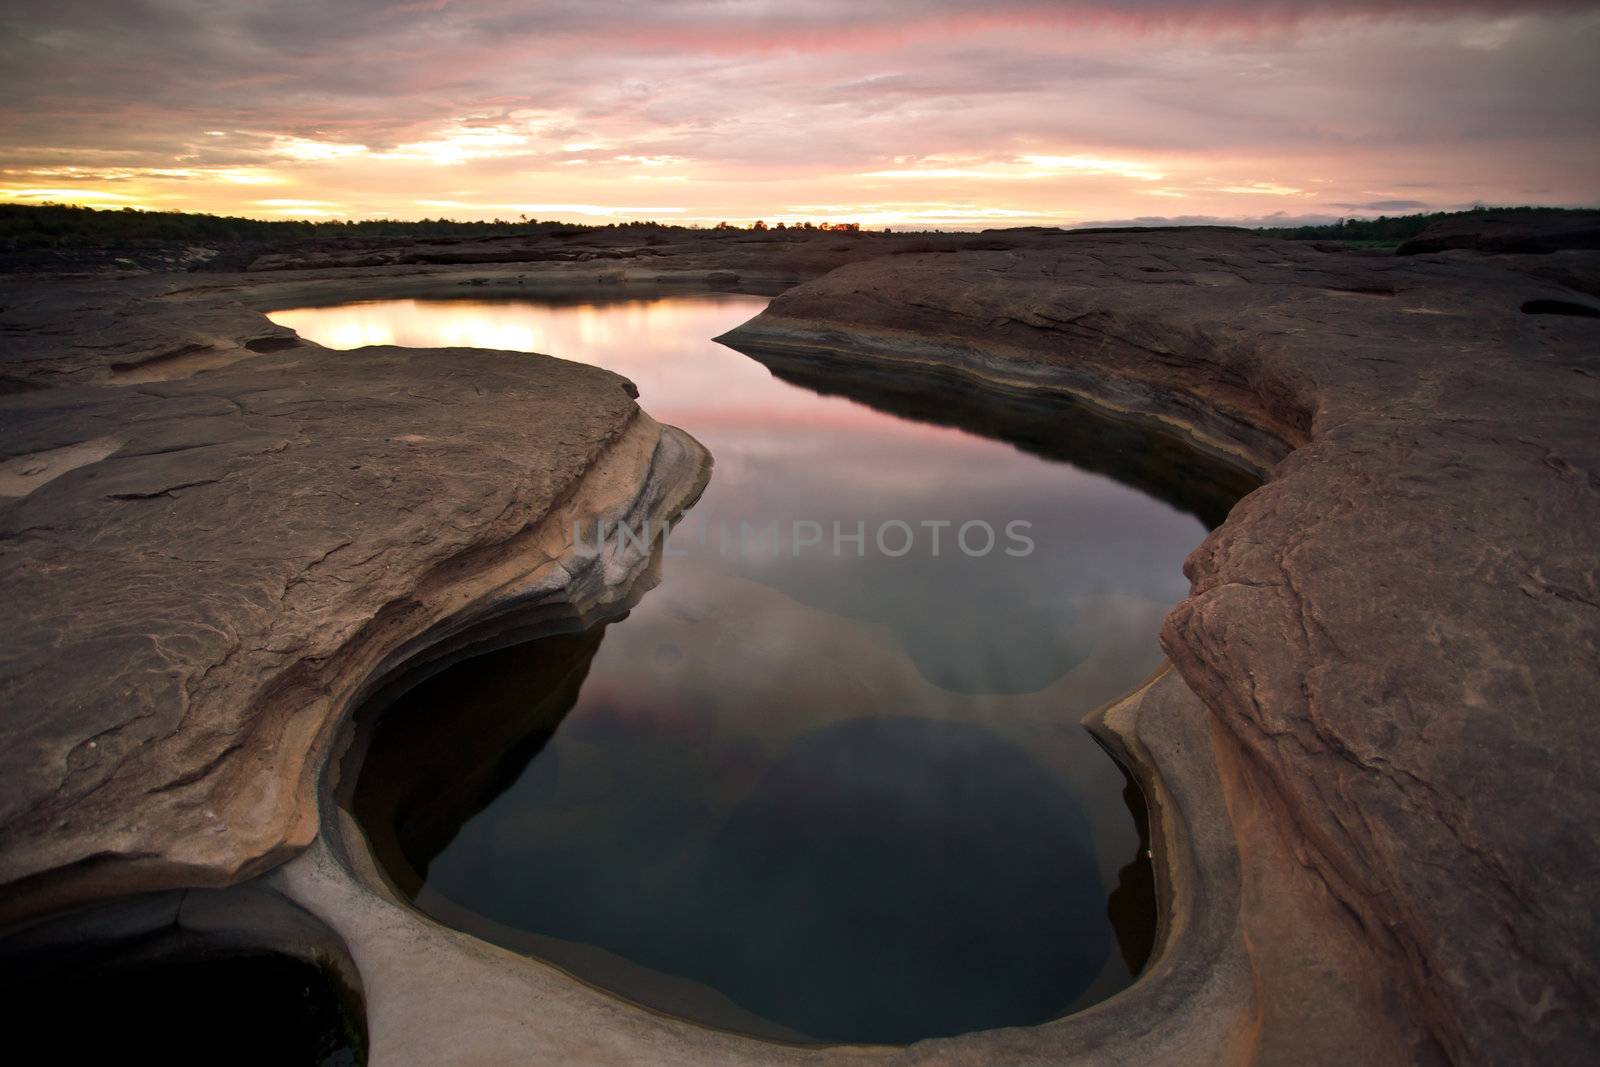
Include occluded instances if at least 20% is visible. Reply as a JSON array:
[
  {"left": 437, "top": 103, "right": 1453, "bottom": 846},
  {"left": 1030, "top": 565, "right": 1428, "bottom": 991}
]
[
  {"left": 3, "top": 201, "right": 1566, "bottom": 254},
  {"left": 751, "top": 219, "right": 767, "bottom": 231}
]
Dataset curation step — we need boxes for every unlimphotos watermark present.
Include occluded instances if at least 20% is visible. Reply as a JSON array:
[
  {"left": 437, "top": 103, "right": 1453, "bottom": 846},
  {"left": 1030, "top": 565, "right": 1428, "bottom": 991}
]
[{"left": 573, "top": 517, "right": 1035, "bottom": 559}]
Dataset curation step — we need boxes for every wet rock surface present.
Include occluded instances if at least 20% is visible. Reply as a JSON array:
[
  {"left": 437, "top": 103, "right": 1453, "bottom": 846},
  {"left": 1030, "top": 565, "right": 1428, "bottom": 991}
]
[{"left": 724, "top": 228, "right": 1600, "bottom": 1064}]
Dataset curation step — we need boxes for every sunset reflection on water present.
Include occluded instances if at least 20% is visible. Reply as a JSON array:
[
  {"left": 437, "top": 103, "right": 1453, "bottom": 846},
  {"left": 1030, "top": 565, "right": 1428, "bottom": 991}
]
[
  {"left": 286, "top": 291, "right": 1209, "bottom": 1044},
  {"left": 269, "top": 294, "right": 993, "bottom": 442},
  {"left": 270, "top": 296, "right": 654, "bottom": 356}
]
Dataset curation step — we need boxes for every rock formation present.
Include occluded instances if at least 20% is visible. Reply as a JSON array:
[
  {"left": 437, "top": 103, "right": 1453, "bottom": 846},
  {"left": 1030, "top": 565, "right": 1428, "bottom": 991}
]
[
  {"left": 3, "top": 225, "right": 1597, "bottom": 1064},
  {"left": 1395, "top": 209, "right": 1600, "bottom": 256},
  {"left": 0, "top": 272, "right": 709, "bottom": 925},
  {"left": 722, "top": 229, "right": 1600, "bottom": 1064}
]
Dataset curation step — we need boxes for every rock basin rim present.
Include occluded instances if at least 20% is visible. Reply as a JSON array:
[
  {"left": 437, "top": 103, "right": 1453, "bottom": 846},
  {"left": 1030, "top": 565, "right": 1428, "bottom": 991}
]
[{"left": 1, "top": 216, "right": 1597, "bottom": 1065}]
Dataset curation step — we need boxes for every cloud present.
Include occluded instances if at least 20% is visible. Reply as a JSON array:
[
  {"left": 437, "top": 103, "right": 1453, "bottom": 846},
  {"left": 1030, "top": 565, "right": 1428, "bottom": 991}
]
[
  {"left": 1325, "top": 199, "right": 1432, "bottom": 211},
  {"left": 0, "top": 0, "right": 1595, "bottom": 224}
]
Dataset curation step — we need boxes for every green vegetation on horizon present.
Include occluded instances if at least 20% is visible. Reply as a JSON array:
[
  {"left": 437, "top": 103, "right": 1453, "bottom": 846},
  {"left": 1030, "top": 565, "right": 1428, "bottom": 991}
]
[
  {"left": 0, "top": 201, "right": 1591, "bottom": 250},
  {"left": 1253, "top": 204, "right": 1592, "bottom": 247},
  {"left": 0, "top": 203, "right": 575, "bottom": 246}
]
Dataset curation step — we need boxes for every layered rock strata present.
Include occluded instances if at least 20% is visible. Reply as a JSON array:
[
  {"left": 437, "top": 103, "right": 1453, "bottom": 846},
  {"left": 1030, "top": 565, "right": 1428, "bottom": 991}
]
[
  {"left": 0, "top": 273, "right": 709, "bottom": 926},
  {"left": 721, "top": 229, "right": 1600, "bottom": 1064}
]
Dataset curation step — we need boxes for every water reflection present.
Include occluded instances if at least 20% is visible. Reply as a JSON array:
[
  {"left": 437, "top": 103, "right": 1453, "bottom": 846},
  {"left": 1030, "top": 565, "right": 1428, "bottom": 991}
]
[
  {"left": 703, "top": 715, "right": 1106, "bottom": 1043},
  {"left": 286, "top": 294, "right": 1248, "bottom": 1044},
  {"left": 735, "top": 345, "right": 1258, "bottom": 531},
  {"left": 353, "top": 602, "right": 1122, "bottom": 1045}
]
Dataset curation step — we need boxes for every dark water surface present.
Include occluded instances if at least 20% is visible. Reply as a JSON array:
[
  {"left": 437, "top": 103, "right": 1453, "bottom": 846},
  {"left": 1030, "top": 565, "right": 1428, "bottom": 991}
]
[{"left": 270, "top": 295, "right": 1249, "bottom": 1045}]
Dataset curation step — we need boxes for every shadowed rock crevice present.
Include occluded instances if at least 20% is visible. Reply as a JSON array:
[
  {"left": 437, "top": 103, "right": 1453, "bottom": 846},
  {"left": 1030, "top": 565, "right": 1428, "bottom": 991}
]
[
  {"left": 0, "top": 881, "right": 368, "bottom": 1064},
  {"left": 1520, "top": 297, "right": 1600, "bottom": 318}
]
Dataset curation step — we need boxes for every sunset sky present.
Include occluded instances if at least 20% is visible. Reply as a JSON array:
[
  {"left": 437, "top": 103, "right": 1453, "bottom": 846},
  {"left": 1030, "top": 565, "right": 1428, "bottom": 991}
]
[{"left": 2, "top": 1, "right": 1597, "bottom": 229}]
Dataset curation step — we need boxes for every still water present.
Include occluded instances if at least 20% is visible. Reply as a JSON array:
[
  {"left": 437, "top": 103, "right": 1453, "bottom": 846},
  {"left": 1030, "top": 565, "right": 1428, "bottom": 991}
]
[{"left": 270, "top": 294, "right": 1243, "bottom": 1045}]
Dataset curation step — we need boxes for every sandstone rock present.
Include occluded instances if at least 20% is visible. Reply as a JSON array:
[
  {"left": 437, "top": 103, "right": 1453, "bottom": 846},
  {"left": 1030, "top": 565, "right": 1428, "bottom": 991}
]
[
  {"left": 4, "top": 230, "right": 1596, "bottom": 1065},
  {"left": 723, "top": 229, "right": 1600, "bottom": 1064},
  {"left": 1397, "top": 209, "right": 1600, "bottom": 255},
  {"left": 0, "top": 274, "right": 709, "bottom": 924}
]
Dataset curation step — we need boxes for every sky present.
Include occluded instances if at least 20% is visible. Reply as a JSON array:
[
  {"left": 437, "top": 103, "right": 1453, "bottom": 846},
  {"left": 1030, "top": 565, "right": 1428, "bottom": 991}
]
[{"left": 1, "top": 0, "right": 1597, "bottom": 230}]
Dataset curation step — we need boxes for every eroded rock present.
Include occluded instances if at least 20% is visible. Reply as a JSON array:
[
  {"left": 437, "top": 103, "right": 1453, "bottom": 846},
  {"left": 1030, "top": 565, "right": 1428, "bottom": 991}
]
[
  {"left": 723, "top": 229, "right": 1600, "bottom": 1063},
  {"left": 3, "top": 228, "right": 1595, "bottom": 1064},
  {"left": 1396, "top": 209, "right": 1600, "bottom": 256},
  {"left": 0, "top": 275, "right": 709, "bottom": 925}
]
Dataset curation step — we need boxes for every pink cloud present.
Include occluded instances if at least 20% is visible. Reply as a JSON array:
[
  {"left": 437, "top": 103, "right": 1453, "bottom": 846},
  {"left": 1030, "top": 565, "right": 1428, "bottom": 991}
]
[{"left": 0, "top": 0, "right": 1594, "bottom": 224}]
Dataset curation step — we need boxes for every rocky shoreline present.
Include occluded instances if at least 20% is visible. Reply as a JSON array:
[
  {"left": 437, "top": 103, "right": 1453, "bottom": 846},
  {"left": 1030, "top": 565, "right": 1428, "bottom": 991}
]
[
  {"left": 0, "top": 271, "right": 710, "bottom": 927},
  {"left": 3, "top": 221, "right": 1597, "bottom": 1064},
  {"left": 722, "top": 227, "right": 1600, "bottom": 1064}
]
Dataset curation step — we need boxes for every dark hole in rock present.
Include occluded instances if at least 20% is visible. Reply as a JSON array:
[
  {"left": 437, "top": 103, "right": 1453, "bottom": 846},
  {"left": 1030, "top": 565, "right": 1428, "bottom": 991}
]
[
  {"left": 1520, "top": 298, "right": 1600, "bottom": 319},
  {"left": 1324, "top": 285, "right": 1394, "bottom": 296},
  {"left": 0, "top": 948, "right": 365, "bottom": 1066},
  {"left": 245, "top": 334, "right": 302, "bottom": 352},
  {"left": 108, "top": 342, "right": 210, "bottom": 375}
]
